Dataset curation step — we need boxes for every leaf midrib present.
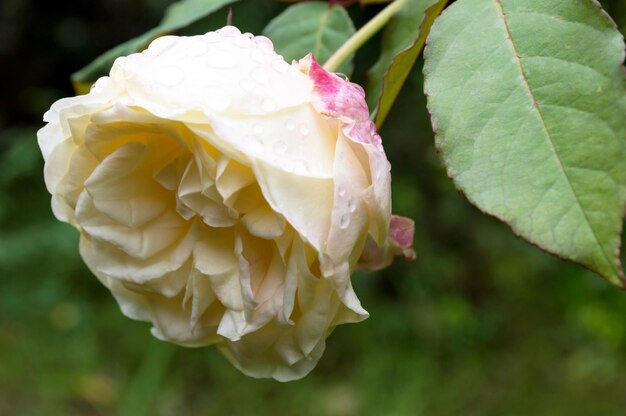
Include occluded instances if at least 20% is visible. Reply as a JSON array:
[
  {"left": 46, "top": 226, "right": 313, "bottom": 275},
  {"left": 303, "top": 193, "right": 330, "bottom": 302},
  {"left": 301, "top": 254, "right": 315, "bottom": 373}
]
[{"left": 493, "top": 0, "right": 617, "bottom": 277}]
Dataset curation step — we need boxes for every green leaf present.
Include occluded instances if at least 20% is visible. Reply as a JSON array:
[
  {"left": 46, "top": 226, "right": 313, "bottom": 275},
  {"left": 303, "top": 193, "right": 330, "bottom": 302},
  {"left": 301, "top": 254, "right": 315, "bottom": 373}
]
[
  {"left": 367, "top": 0, "right": 448, "bottom": 127},
  {"left": 424, "top": 0, "right": 626, "bottom": 287},
  {"left": 71, "top": 0, "right": 239, "bottom": 93},
  {"left": 262, "top": 2, "right": 356, "bottom": 76}
]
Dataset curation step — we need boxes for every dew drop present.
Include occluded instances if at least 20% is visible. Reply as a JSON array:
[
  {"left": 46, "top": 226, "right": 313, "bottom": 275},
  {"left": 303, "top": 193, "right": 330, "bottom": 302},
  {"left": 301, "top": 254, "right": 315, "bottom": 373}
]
[
  {"left": 273, "top": 141, "right": 287, "bottom": 155},
  {"left": 219, "top": 26, "right": 241, "bottom": 37},
  {"left": 261, "top": 98, "right": 276, "bottom": 112},
  {"left": 234, "top": 34, "right": 253, "bottom": 48},
  {"left": 254, "top": 36, "right": 274, "bottom": 50},
  {"left": 252, "top": 67, "right": 270, "bottom": 84},
  {"left": 239, "top": 78, "right": 255, "bottom": 92},
  {"left": 338, "top": 186, "right": 347, "bottom": 198},
  {"left": 340, "top": 214, "right": 350, "bottom": 229},
  {"left": 199, "top": 71, "right": 221, "bottom": 87},
  {"left": 285, "top": 119, "right": 295, "bottom": 131},
  {"left": 348, "top": 198, "right": 357, "bottom": 213},
  {"left": 271, "top": 58, "right": 288, "bottom": 73},
  {"left": 154, "top": 66, "right": 184, "bottom": 87},
  {"left": 245, "top": 135, "right": 264, "bottom": 153},
  {"left": 294, "top": 159, "right": 310, "bottom": 174},
  {"left": 208, "top": 51, "right": 237, "bottom": 68},
  {"left": 187, "top": 41, "right": 210, "bottom": 57},
  {"left": 204, "top": 32, "right": 220, "bottom": 43},
  {"left": 277, "top": 158, "right": 294, "bottom": 172},
  {"left": 90, "top": 79, "right": 105, "bottom": 93},
  {"left": 205, "top": 93, "right": 231, "bottom": 111},
  {"left": 251, "top": 50, "right": 265, "bottom": 64},
  {"left": 298, "top": 123, "right": 310, "bottom": 136},
  {"left": 253, "top": 124, "right": 264, "bottom": 135},
  {"left": 147, "top": 36, "right": 177, "bottom": 56}
]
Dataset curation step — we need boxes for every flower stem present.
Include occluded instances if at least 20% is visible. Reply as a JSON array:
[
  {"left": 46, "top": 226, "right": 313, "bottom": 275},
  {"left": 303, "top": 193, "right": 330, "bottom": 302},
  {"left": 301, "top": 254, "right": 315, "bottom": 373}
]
[{"left": 322, "top": 0, "right": 408, "bottom": 73}]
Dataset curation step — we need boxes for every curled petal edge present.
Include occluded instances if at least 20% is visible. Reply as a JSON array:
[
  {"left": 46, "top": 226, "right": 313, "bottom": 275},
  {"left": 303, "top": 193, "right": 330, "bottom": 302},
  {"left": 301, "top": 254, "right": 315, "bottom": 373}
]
[{"left": 358, "top": 215, "right": 416, "bottom": 272}]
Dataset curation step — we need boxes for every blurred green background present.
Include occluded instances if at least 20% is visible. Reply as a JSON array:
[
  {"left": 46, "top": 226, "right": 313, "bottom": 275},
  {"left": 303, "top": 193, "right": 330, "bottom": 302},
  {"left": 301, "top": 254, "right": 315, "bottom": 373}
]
[{"left": 2, "top": 0, "right": 626, "bottom": 414}]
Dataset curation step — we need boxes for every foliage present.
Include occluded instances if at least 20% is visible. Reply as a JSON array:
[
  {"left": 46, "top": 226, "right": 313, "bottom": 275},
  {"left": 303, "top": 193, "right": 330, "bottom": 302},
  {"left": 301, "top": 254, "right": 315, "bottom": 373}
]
[
  {"left": 424, "top": 0, "right": 626, "bottom": 287},
  {"left": 70, "top": 0, "right": 240, "bottom": 94},
  {"left": 263, "top": 2, "right": 356, "bottom": 75},
  {"left": 368, "top": 0, "right": 448, "bottom": 126}
]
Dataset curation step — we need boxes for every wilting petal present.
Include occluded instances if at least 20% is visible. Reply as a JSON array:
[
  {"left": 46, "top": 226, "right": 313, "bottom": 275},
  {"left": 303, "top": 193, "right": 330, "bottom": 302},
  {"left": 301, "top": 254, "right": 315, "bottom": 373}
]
[{"left": 358, "top": 215, "right": 416, "bottom": 272}]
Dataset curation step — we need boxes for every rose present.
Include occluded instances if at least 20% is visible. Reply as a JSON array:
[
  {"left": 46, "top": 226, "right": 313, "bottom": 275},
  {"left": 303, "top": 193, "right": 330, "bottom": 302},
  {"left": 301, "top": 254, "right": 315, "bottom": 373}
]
[{"left": 38, "top": 26, "right": 414, "bottom": 381}]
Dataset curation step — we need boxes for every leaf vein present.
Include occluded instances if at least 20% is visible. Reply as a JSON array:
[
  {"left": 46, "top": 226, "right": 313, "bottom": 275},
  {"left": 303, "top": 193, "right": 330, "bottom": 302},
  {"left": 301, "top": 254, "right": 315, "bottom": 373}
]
[
  {"left": 522, "top": 55, "right": 611, "bottom": 80},
  {"left": 494, "top": 0, "right": 615, "bottom": 274}
]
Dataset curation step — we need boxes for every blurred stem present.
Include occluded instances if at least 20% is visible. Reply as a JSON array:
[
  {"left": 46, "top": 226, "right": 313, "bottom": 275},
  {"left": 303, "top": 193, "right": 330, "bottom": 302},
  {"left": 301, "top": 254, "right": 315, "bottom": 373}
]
[
  {"left": 323, "top": 0, "right": 408, "bottom": 72},
  {"left": 119, "top": 338, "right": 176, "bottom": 416}
]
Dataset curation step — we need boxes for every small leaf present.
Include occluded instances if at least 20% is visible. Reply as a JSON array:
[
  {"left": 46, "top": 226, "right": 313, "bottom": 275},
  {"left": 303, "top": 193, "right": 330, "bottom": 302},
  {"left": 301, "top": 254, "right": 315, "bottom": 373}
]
[
  {"left": 424, "top": 0, "right": 626, "bottom": 286},
  {"left": 367, "top": 0, "right": 448, "bottom": 127},
  {"left": 263, "top": 2, "right": 356, "bottom": 76},
  {"left": 71, "top": 0, "right": 239, "bottom": 92}
]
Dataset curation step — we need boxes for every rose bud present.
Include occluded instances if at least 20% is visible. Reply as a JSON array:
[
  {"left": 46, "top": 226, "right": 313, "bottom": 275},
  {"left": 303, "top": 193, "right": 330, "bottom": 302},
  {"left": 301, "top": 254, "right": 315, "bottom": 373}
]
[{"left": 38, "top": 26, "right": 414, "bottom": 381}]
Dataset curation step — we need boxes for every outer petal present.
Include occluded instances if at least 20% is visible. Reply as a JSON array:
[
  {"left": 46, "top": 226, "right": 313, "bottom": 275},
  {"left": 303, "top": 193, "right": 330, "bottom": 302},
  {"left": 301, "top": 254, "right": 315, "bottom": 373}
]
[
  {"left": 252, "top": 159, "right": 334, "bottom": 253},
  {"left": 297, "top": 55, "right": 392, "bottom": 245},
  {"left": 111, "top": 28, "right": 314, "bottom": 123}
]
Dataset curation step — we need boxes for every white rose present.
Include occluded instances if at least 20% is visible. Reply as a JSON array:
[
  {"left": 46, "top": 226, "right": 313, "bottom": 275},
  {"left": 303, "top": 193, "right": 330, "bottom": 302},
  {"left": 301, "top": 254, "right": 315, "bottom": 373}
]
[{"left": 38, "top": 26, "right": 414, "bottom": 381}]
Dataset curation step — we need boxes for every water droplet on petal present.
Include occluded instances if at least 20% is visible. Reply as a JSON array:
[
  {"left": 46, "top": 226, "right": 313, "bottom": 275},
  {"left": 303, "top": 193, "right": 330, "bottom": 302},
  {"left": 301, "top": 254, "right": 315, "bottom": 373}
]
[
  {"left": 245, "top": 135, "right": 264, "bottom": 153},
  {"left": 90, "top": 78, "right": 106, "bottom": 93},
  {"left": 154, "top": 66, "right": 184, "bottom": 86},
  {"left": 294, "top": 159, "right": 310, "bottom": 174},
  {"left": 272, "top": 58, "right": 288, "bottom": 73},
  {"left": 273, "top": 141, "right": 287, "bottom": 155},
  {"left": 147, "top": 36, "right": 177, "bottom": 56},
  {"left": 285, "top": 119, "right": 295, "bottom": 131},
  {"left": 335, "top": 72, "right": 349, "bottom": 81},
  {"left": 253, "top": 124, "right": 264, "bottom": 135},
  {"left": 254, "top": 36, "right": 273, "bottom": 50},
  {"left": 187, "top": 41, "right": 210, "bottom": 57},
  {"left": 252, "top": 67, "right": 270, "bottom": 84},
  {"left": 261, "top": 98, "right": 276, "bottom": 112},
  {"left": 338, "top": 186, "right": 346, "bottom": 198},
  {"left": 251, "top": 50, "right": 265, "bottom": 64},
  {"left": 276, "top": 158, "right": 294, "bottom": 172},
  {"left": 235, "top": 34, "right": 253, "bottom": 48},
  {"left": 204, "top": 89, "right": 231, "bottom": 111},
  {"left": 239, "top": 78, "right": 254, "bottom": 92},
  {"left": 204, "top": 32, "right": 220, "bottom": 43},
  {"left": 348, "top": 198, "right": 357, "bottom": 213},
  {"left": 340, "top": 214, "right": 350, "bottom": 229},
  {"left": 299, "top": 123, "right": 310, "bottom": 136},
  {"left": 208, "top": 51, "right": 237, "bottom": 68},
  {"left": 219, "top": 26, "right": 241, "bottom": 37}
]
